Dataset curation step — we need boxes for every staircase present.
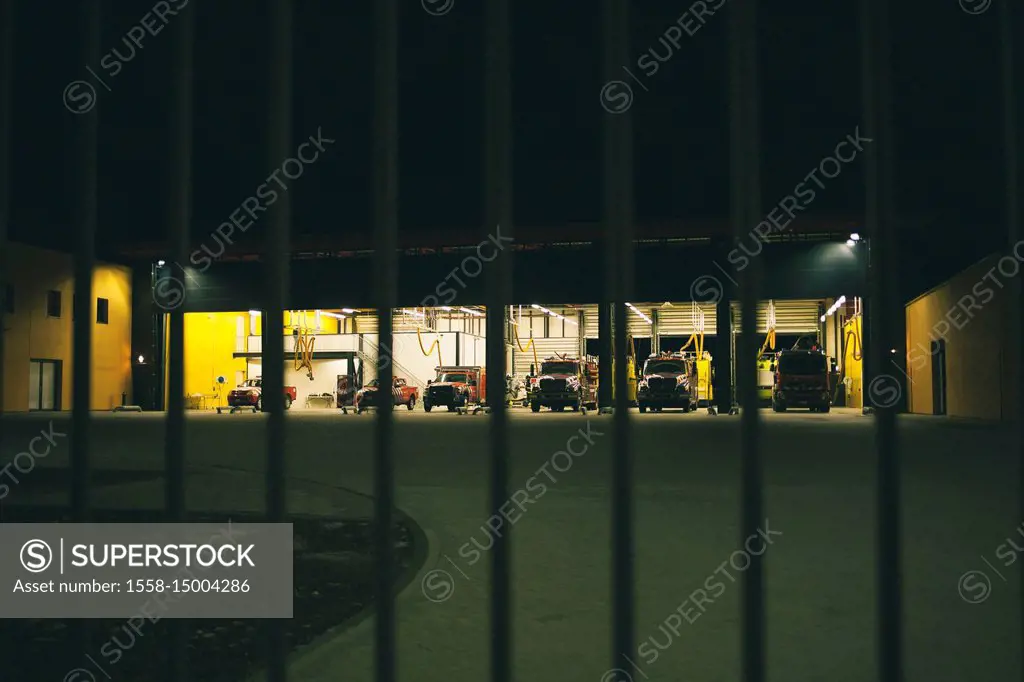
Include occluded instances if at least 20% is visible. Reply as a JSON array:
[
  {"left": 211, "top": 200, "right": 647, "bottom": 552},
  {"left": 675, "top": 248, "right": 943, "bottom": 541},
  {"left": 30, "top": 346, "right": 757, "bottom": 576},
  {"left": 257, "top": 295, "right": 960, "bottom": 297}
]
[{"left": 358, "top": 336, "right": 429, "bottom": 391}]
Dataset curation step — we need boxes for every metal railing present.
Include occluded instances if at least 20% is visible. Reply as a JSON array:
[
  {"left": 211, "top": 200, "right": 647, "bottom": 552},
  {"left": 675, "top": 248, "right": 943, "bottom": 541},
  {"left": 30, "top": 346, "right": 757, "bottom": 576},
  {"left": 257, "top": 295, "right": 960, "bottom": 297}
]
[{"left": 0, "top": 1, "right": 1021, "bottom": 681}]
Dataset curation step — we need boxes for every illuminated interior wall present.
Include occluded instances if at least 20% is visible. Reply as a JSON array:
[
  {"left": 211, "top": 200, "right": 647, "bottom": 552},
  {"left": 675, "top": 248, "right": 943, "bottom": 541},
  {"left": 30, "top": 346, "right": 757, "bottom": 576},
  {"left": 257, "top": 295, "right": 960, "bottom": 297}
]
[
  {"left": 842, "top": 315, "right": 863, "bottom": 409},
  {"left": 1, "top": 242, "right": 131, "bottom": 411},
  {"left": 182, "top": 312, "right": 250, "bottom": 407}
]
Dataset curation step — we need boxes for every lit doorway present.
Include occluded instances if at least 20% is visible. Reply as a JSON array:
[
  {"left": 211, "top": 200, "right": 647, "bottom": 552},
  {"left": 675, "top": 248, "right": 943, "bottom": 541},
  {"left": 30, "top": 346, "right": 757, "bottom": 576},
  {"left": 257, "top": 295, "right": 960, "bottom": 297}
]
[
  {"left": 930, "top": 339, "right": 947, "bottom": 415},
  {"left": 28, "top": 359, "right": 62, "bottom": 411}
]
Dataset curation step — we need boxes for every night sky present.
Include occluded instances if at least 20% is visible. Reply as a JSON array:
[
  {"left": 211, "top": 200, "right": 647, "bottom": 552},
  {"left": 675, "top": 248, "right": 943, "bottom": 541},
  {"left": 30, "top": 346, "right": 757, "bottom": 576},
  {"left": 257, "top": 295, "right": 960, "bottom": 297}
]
[{"left": 7, "top": 1, "right": 1015, "bottom": 287}]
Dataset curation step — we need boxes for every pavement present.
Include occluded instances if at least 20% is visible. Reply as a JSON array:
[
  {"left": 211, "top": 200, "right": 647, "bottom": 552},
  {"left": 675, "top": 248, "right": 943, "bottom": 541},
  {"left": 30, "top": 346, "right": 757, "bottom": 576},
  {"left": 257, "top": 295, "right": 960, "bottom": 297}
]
[{"left": 0, "top": 407, "right": 1020, "bottom": 682}]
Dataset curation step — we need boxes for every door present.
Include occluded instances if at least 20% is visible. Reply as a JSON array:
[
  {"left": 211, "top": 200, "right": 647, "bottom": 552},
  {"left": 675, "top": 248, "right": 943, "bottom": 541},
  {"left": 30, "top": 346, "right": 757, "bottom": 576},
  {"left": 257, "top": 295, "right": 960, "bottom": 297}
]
[
  {"left": 29, "top": 359, "right": 62, "bottom": 411},
  {"left": 931, "top": 339, "right": 947, "bottom": 415}
]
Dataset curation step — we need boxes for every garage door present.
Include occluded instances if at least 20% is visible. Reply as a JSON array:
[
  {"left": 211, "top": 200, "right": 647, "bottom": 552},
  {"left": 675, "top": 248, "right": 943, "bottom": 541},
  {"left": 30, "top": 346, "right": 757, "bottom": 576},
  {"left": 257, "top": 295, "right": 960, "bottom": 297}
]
[
  {"left": 580, "top": 304, "right": 655, "bottom": 339},
  {"left": 510, "top": 336, "right": 582, "bottom": 376},
  {"left": 729, "top": 300, "right": 823, "bottom": 334},
  {"left": 655, "top": 304, "right": 718, "bottom": 336}
]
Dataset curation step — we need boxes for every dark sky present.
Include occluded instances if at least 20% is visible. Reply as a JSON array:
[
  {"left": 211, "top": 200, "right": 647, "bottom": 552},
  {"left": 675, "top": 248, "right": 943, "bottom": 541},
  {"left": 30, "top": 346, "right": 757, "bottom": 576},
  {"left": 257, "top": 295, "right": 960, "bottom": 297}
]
[{"left": 7, "top": 0, "right": 1014, "bottom": 275}]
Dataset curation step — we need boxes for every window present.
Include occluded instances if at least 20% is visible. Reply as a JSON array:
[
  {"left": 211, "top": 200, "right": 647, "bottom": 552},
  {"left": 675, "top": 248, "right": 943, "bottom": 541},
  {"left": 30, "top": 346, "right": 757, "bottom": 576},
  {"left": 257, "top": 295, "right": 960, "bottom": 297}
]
[
  {"left": 96, "top": 297, "right": 109, "bottom": 324},
  {"left": 2, "top": 283, "right": 12, "bottom": 314},
  {"left": 46, "top": 290, "right": 61, "bottom": 318}
]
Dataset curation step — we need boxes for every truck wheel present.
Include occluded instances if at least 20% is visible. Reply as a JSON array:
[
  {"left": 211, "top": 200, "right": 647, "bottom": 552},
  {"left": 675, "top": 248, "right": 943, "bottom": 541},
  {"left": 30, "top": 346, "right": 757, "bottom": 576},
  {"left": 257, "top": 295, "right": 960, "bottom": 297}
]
[
  {"left": 424, "top": 401, "right": 432, "bottom": 412},
  {"left": 531, "top": 401, "right": 541, "bottom": 413},
  {"left": 256, "top": 396, "right": 263, "bottom": 411},
  {"left": 571, "top": 400, "right": 580, "bottom": 412},
  {"left": 819, "top": 403, "right": 830, "bottom": 413},
  {"left": 407, "top": 395, "right": 416, "bottom": 410},
  {"left": 639, "top": 404, "right": 647, "bottom": 413},
  {"left": 772, "top": 401, "right": 786, "bottom": 412},
  {"left": 447, "top": 404, "right": 456, "bottom": 412},
  {"left": 284, "top": 395, "right": 292, "bottom": 410}
]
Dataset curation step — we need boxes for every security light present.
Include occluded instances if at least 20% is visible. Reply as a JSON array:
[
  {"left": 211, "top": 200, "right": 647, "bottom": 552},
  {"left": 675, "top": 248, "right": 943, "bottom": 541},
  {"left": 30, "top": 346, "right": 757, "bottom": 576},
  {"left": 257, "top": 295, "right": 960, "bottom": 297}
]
[
  {"left": 137, "top": 355, "right": 145, "bottom": 363},
  {"left": 846, "top": 239, "right": 855, "bottom": 247},
  {"left": 157, "top": 260, "right": 166, "bottom": 266},
  {"left": 850, "top": 233, "right": 861, "bottom": 241}
]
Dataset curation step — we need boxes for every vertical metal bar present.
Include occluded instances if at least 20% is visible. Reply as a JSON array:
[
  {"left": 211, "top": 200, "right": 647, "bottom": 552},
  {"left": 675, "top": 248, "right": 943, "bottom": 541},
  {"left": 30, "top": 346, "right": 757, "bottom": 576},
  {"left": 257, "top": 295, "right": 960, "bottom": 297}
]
[
  {"left": 165, "top": 3, "right": 195, "bottom": 680},
  {"left": 729, "top": 2, "right": 764, "bottom": 680},
  {"left": 997, "top": 0, "right": 1024, "bottom": 649},
  {"left": 373, "top": 0, "right": 397, "bottom": 680},
  {"left": 71, "top": 0, "right": 101, "bottom": 667},
  {"left": 603, "top": 0, "right": 635, "bottom": 673},
  {"left": 0, "top": 6, "right": 9, "bottom": 670},
  {"left": 264, "top": 0, "right": 292, "bottom": 679},
  {"left": 0, "top": 0, "right": 11, "bottom": 419},
  {"left": 72, "top": 0, "right": 99, "bottom": 525},
  {"left": 862, "top": 0, "right": 902, "bottom": 680},
  {"left": 484, "top": 1, "right": 512, "bottom": 681}
]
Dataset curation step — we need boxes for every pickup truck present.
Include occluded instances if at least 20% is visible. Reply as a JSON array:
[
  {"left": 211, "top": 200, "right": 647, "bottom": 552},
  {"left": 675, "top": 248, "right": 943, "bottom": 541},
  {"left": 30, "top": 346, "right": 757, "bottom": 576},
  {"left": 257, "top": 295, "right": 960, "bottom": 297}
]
[
  {"left": 227, "top": 378, "right": 297, "bottom": 410},
  {"left": 355, "top": 377, "right": 419, "bottom": 413}
]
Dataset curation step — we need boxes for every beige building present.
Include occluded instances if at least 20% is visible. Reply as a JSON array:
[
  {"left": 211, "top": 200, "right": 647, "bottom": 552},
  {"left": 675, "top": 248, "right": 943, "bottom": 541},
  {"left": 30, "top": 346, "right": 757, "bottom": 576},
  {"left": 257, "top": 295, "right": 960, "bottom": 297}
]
[{"left": 904, "top": 250, "right": 1021, "bottom": 421}]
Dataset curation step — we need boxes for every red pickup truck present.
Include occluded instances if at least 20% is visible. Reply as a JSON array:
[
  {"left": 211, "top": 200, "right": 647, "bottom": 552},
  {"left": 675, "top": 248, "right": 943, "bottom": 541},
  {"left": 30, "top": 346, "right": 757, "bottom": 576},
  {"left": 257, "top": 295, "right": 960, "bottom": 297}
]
[
  {"left": 355, "top": 377, "right": 419, "bottom": 413},
  {"left": 227, "top": 378, "right": 297, "bottom": 410}
]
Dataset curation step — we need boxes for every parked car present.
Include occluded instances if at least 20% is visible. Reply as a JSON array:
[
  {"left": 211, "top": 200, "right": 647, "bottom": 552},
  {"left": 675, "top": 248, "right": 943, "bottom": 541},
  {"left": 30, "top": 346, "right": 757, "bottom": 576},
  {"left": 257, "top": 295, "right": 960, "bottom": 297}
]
[
  {"left": 424, "top": 366, "right": 485, "bottom": 412},
  {"left": 637, "top": 352, "right": 698, "bottom": 413},
  {"left": 355, "top": 377, "right": 419, "bottom": 413},
  {"left": 227, "top": 378, "right": 296, "bottom": 410}
]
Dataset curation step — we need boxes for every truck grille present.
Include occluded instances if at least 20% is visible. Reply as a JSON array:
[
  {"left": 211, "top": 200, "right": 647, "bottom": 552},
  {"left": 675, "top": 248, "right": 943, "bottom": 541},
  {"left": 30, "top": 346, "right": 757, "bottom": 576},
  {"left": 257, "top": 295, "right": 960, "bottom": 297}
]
[
  {"left": 429, "top": 385, "right": 454, "bottom": 397},
  {"left": 540, "top": 378, "right": 566, "bottom": 392},
  {"left": 648, "top": 377, "right": 676, "bottom": 392}
]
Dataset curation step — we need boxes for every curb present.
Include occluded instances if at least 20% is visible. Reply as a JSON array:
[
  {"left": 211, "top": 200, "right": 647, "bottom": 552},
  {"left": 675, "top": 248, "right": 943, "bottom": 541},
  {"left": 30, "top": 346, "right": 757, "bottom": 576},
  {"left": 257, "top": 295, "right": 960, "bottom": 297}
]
[{"left": 259, "top": 515, "right": 438, "bottom": 682}]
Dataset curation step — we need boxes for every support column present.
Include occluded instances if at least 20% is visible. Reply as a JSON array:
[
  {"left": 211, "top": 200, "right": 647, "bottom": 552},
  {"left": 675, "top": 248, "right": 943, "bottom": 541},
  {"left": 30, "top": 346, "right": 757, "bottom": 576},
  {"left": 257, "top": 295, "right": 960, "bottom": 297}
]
[{"left": 651, "top": 310, "right": 659, "bottom": 354}]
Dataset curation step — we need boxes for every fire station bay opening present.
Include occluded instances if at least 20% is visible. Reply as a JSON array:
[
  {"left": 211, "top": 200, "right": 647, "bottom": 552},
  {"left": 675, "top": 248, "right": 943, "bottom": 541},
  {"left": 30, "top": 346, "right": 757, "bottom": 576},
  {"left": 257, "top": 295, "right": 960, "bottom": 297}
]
[{"left": 176, "top": 299, "right": 868, "bottom": 412}]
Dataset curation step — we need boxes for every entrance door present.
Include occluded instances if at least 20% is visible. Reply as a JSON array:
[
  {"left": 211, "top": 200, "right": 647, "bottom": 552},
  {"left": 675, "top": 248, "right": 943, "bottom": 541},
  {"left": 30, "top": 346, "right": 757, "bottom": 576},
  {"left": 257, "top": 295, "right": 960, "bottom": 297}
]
[
  {"left": 930, "top": 339, "right": 947, "bottom": 415},
  {"left": 29, "top": 359, "right": 62, "bottom": 411}
]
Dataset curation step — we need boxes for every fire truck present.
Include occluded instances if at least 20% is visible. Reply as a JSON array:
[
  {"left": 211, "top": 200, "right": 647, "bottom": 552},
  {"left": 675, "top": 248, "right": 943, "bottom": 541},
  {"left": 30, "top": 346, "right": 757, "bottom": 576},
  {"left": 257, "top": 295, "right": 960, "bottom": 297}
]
[
  {"left": 530, "top": 355, "right": 599, "bottom": 412},
  {"left": 637, "top": 352, "right": 699, "bottom": 412}
]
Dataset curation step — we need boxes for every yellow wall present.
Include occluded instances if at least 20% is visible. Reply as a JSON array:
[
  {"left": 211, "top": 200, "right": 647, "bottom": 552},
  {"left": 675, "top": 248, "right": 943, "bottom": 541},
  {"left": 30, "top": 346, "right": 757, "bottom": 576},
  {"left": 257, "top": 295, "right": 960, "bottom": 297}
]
[
  {"left": 182, "top": 312, "right": 251, "bottom": 407},
  {"left": 170, "top": 310, "right": 343, "bottom": 408},
  {"left": 1, "top": 242, "right": 132, "bottom": 411},
  {"left": 905, "top": 254, "right": 1019, "bottom": 421},
  {"left": 842, "top": 315, "right": 863, "bottom": 408}
]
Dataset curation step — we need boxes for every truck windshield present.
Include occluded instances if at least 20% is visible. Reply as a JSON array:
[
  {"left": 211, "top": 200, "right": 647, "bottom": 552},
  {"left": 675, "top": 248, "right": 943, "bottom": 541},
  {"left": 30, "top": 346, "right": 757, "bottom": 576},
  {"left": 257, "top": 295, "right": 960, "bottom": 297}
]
[
  {"left": 644, "top": 361, "right": 685, "bottom": 374},
  {"left": 778, "top": 354, "right": 826, "bottom": 375},
  {"left": 438, "top": 373, "right": 467, "bottom": 383},
  {"left": 243, "top": 379, "right": 261, "bottom": 388},
  {"left": 541, "top": 362, "right": 577, "bottom": 375}
]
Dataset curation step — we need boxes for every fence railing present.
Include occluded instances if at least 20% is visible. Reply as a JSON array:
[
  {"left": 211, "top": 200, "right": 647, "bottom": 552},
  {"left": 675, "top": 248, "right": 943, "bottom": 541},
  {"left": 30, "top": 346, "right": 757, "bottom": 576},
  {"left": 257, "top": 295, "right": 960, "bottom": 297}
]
[{"left": 1, "top": 1, "right": 1021, "bottom": 681}]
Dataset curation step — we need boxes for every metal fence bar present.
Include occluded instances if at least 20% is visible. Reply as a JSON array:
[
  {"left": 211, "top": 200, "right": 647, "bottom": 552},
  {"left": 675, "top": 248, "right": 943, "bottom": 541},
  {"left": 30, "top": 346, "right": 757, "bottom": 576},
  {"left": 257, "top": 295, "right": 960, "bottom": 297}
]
[
  {"left": 70, "top": 0, "right": 101, "bottom": 667},
  {"left": 373, "top": 0, "right": 398, "bottom": 680},
  {"left": 861, "top": 0, "right": 902, "bottom": 680},
  {"left": 0, "top": 0, "right": 11, "bottom": 419},
  {"left": 603, "top": 0, "right": 635, "bottom": 674},
  {"left": 997, "top": 0, "right": 1024, "bottom": 650},
  {"left": 264, "top": 0, "right": 292, "bottom": 679},
  {"left": 165, "top": 3, "right": 195, "bottom": 680},
  {"left": 484, "top": 1, "right": 512, "bottom": 681},
  {"left": 728, "top": 2, "right": 765, "bottom": 681}
]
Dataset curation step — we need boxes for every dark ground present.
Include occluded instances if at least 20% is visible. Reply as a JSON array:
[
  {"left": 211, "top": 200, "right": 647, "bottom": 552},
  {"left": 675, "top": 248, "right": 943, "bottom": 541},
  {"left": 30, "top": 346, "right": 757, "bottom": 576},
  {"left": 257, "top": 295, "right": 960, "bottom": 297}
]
[{"left": 0, "top": 408, "right": 1019, "bottom": 682}]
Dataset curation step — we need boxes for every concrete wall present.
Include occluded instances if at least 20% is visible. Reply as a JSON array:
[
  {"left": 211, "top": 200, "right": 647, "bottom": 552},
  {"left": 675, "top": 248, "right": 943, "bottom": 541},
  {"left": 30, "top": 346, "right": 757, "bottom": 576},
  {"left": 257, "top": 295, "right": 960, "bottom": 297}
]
[{"left": 905, "top": 253, "right": 1020, "bottom": 421}]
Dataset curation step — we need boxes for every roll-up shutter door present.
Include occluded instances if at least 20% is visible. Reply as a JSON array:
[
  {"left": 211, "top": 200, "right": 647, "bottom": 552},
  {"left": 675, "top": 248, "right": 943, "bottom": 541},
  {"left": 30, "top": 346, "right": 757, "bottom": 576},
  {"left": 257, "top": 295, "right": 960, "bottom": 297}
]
[
  {"left": 510, "top": 336, "right": 583, "bottom": 376},
  {"left": 655, "top": 304, "right": 718, "bottom": 336},
  {"left": 729, "top": 300, "right": 822, "bottom": 334},
  {"left": 355, "top": 313, "right": 378, "bottom": 334}
]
